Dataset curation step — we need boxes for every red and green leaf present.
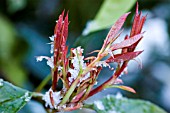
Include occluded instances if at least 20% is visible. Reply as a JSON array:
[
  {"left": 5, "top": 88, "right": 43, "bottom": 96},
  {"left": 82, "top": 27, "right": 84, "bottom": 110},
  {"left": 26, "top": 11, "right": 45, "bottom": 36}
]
[{"left": 107, "top": 85, "right": 136, "bottom": 93}]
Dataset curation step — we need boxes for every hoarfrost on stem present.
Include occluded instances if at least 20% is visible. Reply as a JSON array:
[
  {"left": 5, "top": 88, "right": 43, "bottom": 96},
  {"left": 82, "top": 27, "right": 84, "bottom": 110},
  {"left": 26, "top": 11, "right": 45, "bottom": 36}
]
[
  {"left": 95, "top": 61, "right": 110, "bottom": 68},
  {"left": 68, "top": 47, "right": 89, "bottom": 84},
  {"left": 42, "top": 88, "right": 62, "bottom": 109}
]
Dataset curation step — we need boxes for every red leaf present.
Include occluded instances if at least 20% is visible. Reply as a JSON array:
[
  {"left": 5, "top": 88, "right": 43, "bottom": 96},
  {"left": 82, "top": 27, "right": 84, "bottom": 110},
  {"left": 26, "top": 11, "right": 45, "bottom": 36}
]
[
  {"left": 106, "top": 51, "right": 143, "bottom": 63},
  {"left": 63, "top": 12, "right": 69, "bottom": 42},
  {"left": 110, "top": 34, "right": 143, "bottom": 50},
  {"left": 137, "top": 15, "right": 147, "bottom": 34},
  {"left": 104, "top": 12, "right": 130, "bottom": 46},
  {"left": 130, "top": 2, "right": 146, "bottom": 37}
]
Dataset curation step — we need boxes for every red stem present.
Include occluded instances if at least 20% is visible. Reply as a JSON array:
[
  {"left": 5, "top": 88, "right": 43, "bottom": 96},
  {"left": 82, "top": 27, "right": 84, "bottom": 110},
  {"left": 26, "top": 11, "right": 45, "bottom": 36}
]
[
  {"left": 52, "top": 69, "right": 58, "bottom": 91},
  {"left": 85, "top": 61, "right": 128, "bottom": 99}
]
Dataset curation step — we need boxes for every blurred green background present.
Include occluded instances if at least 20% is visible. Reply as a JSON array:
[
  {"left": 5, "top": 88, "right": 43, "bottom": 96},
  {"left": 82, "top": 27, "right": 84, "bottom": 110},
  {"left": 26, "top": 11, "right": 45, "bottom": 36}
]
[{"left": 0, "top": 0, "right": 170, "bottom": 113}]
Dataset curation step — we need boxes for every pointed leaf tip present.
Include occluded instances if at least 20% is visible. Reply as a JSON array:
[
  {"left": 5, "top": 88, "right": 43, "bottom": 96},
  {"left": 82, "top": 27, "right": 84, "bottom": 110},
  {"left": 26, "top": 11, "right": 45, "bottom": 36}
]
[
  {"left": 111, "top": 85, "right": 136, "bottom": 93},
  {"left": 105, "top": 12, "right": 130, "bottom": 45},
  {"left": 61, "top": 10, "right": 65, "bottom": 17},
  {"left": 136, "top": 2, "right": 139, "bottom": 14}
]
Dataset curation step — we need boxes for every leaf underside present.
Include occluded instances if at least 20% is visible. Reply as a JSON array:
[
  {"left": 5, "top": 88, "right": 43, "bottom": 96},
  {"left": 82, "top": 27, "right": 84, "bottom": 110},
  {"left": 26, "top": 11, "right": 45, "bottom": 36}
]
[
  {"left": 86, "top": 95, "right": 167, "bottom": 113},
  {"left": 0, "top": 80, "right": 32, "bottom": 113}
]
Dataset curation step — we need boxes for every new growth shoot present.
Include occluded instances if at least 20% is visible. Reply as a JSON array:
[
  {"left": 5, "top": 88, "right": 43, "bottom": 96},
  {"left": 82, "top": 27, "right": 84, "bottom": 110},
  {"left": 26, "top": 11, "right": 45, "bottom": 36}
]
[{"left": 36, "top": 3, "right": 146, "bottom": 112}]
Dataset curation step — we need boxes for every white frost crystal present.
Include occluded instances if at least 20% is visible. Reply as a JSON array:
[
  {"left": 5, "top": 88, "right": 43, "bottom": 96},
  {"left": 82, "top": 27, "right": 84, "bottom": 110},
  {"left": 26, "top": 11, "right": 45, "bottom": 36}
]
[
  {"left": 24, "top": 92, "right": 31, "bottom": 102},
  {"left": 94, "top": 81, "right": 98, "bottom": 85},
  {"left": 49, "top": 35, "right": 56, "bottom": 42},
  {"left": 36, "top": 56, "right": 54, "bottom": 68},
  {"left": 47, "top": 56, "right": 54, "bottom": 68},
  {"left": 50, "top": 43, "right": 54, "bottom": 54},
  {"left": 49, "top": 35, "right": 56, "bottom": 54},
  {"left": 94, "top": 100, "right": 105, "bottom": 110},
  {"left": 42, "top": 88, "right": 62, "bottom": 109},
  {"left": 58, "top": 65, "right": 63, "bottom": 71},
  {"left": 36, "top": 56, "right": 48, "bottom": 62},
  {"left": 95, "top": 61, "right": 110, "bottom": 68},
  {"left": 115, "top": 92, "right": 123, "bottom": 99},
  {"left": 0, "top": 79, "right": 3, "bottom": 86},
  {"left": 72, "top": 46, "right": 84, "bottom": 55},
  {"left": 20, "top": 91, "right": 31, "bottom": 102},
  {"left": 80, "top": 72, "right": 90, "bottom": 82},
  {"left": 68, "top": 47, "right": 89, "bottom": 84}
]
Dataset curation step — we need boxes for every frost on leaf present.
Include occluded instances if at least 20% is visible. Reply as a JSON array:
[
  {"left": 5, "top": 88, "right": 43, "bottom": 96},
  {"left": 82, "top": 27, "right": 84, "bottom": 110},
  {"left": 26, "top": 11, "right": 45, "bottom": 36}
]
[
  {"left": 94, "top": 100, "right": 105, "bottom": 110},
  {"left": 20, "top": 91, "right": 31, "bottom": 102},
  {"left": 115, "top": 92, "right": 123, "bottom": 99}
]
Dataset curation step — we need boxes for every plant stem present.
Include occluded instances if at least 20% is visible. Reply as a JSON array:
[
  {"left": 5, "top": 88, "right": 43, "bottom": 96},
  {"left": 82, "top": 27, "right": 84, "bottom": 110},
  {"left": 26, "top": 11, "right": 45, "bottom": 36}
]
[
  {"left": 32, "top": 92, "right": 43, "bottom": 97},
  {"left": 86, "top": 61, "right": 128, "bottom": 99},
  {"left": 79, "top": 83, "right": 93, "bottom": 102},
  {"left": 60, "top": 75, "right": 81, "bottom": 105},
  {"left": 82, "top": 104, "right": 94, "bottom": 110},
  {"left": 35, "top": 74, "right": 51, "bottom": 92},
  {"left": 60, "top": 50, "right": 84, "bottom": 105}
]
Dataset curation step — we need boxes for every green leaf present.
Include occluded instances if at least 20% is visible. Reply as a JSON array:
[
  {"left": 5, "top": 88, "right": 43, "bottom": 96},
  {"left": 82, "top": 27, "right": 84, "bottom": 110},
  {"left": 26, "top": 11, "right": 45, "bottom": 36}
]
[
  {"left": 84, "top": 95, "right": 167, "bottom": 113},
  {"left": 83, "top": 0, "right": 136, "bottom": 35},
  {"left": 0, "top": 79, "right": 32, "bottom": 113}
]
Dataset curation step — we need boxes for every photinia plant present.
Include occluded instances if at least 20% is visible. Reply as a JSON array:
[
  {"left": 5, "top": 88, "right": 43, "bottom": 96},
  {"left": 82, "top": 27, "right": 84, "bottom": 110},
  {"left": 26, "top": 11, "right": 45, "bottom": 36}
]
[
  {"left": 35, "top": 3, "right": 146, "bottom": 111},
  {"left": 0, "top": 3, "right": 167, "bottom": 113}
]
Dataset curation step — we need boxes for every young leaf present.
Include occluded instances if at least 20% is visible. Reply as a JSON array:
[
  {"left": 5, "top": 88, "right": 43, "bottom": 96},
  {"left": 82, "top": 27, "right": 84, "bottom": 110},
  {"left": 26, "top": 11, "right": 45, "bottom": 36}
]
[
  {"left": 0, "top": 79, "right": 32, "bottom": 113},
  {"left": 111, "top": 34, "right": 143, "bottom": 50},
  {"left": 106, "top": 85, "right": 136, "bottom": 93},
  {"left": 106, "top": 51, "right": 143, "bottom": 63},
  {"left": 84, "top": 95, "right": 167, "bottom": 113},
  {"left": 104, "top": 13, "right": 130, "bottom": 46}
]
